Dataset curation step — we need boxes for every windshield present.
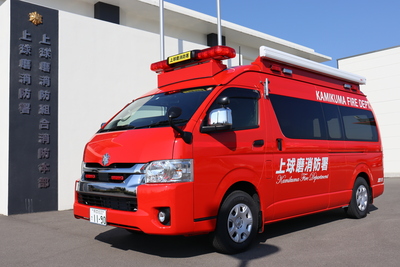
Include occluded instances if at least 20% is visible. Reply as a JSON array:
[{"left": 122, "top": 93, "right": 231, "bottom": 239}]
[{"left": 100, "top": 87, "right": 214, "bottom": 132}]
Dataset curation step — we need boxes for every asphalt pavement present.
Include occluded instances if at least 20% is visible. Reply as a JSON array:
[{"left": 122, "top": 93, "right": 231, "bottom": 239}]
[{"left": 1, "top": 177, "right": 400, "bottom": 267}]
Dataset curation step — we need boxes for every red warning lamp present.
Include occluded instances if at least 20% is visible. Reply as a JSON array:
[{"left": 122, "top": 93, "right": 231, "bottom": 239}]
[
  {"left": 85, "top": 174, "right": 97, "bottom": 179},
  {"left": 270, "top": 64, "right": 281, "bottom": 72},
  {"left": 110, "top": 175, "right": 124, "bottom": 181},
  {"left": 150, "top": 46, "right": 236, "bottom": 73},
  {"left": 195, "top": 46, "right": 236, "bottom": 61},
  {"left": 150, "top": 60, "right": 170, "bottom": 73}
]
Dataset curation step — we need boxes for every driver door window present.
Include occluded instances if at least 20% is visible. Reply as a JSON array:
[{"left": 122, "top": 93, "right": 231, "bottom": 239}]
[{"left": 208, "top": 87, "right": 260, "bottom": 131}]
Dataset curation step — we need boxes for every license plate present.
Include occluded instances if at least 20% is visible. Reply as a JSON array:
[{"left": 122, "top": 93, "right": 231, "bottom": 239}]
[{"left": 90, "top": 208, "right": 107, "bottom": 226}]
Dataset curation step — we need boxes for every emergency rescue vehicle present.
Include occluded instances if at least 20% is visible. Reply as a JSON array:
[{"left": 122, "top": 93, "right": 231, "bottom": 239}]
[{"left": 74, "top": 45, "right": 384, "bottom": 254}]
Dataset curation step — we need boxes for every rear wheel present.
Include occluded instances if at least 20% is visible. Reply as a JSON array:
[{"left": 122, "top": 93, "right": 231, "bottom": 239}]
[
  {"left": 347, "top": 177, "right": 370, "bottom": 219},
  {"left": 212, "top": 191, "right": 259, "bottom": 254}
]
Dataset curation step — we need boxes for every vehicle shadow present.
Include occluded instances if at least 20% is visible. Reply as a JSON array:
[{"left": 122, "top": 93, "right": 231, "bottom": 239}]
[
  {"left": 258, "top": 204, "right": 378, "bottom": 242},
  {"left": 95, "top": 228, "right": 280, "bottom": 258},
  {"left": 95, "top": 205, "right": 377, "bottom": 259},
  {"left": 96, "top": 229, "right": 213, "bottom": 257}
]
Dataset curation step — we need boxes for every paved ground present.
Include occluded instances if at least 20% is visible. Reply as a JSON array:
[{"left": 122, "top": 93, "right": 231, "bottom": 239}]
[{"left": 1, "top": 178, "right": 399, "bottom": 267}]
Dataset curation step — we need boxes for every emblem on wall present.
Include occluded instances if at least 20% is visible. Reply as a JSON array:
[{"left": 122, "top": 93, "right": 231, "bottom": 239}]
[
  {"left": 102, "top": 153, "right": 110, "bottom": 166},
  {"left": 29, "top": 11, "right": 43, "bottom": 25}
]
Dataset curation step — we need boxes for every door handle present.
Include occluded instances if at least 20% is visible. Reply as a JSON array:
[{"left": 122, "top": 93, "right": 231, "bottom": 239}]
[
  {"left": 276, "top": 138, "right": 283, "bottom": 151},
  {"left": 253, "top": 139, "right": 264, "bottom": 147}
]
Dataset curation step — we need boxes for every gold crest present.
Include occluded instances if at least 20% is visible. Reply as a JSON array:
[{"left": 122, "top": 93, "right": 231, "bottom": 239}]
[{"left": 29, "top": 11, "right": 43, "bottom": 26}]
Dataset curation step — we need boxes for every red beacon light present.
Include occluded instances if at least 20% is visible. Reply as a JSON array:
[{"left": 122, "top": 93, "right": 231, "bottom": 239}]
[
  {"left": 196, "top": 46, "right": 236, "bottom": 60},
  {"left": 150, "top": 45, "right": 236, "bottom": 73}
]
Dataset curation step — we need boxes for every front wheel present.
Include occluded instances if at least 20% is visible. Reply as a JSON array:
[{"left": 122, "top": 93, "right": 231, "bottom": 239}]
[
  {"left": 347, "top": 177, "right": 370, "bottom": 219},
  {"left": 212, "top": 191, "right": 259, "bottom": 254}
]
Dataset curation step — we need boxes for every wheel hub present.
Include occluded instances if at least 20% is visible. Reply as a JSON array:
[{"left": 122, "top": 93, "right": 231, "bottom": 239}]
[
  {"left": 227, "top": 203, "right": 253, "bottom": 243},
  {"left": 356, "top": 185, "right": 368, "bottom": 211},
  {"left": 235, "top": 217, "right": 243, "bottom": 228}
]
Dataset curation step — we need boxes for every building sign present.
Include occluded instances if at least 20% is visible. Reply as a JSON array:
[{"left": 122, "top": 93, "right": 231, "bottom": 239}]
[{"left": 8, "top": 1, "right": 58, "bottom": 214}]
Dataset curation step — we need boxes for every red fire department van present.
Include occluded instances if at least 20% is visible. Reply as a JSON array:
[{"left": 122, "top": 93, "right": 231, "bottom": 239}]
[{"left": 74, "top": 45, "right": 384, "bottom": 254}]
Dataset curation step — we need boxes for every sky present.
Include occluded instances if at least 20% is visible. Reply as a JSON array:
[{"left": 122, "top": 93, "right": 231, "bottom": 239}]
[{"left": 166, "top": 0, "right": 400, "bottom": 67}]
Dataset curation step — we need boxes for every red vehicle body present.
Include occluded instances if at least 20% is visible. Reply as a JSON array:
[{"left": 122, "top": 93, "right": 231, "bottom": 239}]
[{"left": 74, "top": 46, "right": 384, "bottom": 254}]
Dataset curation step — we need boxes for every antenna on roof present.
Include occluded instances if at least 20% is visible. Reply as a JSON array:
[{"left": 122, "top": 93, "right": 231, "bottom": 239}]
[
  {"left": 159, "top": 0, "right": 165, "bottom": 60},
  {"left": 216, "top": 0, "right": 222, "bottom": 45}
]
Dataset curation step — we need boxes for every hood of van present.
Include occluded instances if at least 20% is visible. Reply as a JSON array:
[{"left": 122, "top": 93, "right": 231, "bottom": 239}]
[{"left": 84, "top": 127, "right": 176, "bottom": 165}]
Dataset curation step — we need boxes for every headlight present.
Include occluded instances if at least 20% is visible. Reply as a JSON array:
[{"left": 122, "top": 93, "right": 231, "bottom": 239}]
[{"left": 145, "top": 159, "right": 193, "bottom": 183}]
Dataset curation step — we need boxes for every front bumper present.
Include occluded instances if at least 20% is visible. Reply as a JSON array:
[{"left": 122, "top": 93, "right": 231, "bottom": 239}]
[{"left": 74, "top": 181, "right": 207, "bottom": 235}]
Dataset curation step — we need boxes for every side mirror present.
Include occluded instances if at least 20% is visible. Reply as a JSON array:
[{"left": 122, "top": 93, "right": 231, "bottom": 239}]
[
  {"left": 218, "top": 96, "right": 230, "bottom": 106},
  {"left": 167, "top": 107, "right": 192, "bottom": 144},
  {"left": 167, "top": 106, "right": 182, "bottom": 119},
  {"left": 201, "top": 96, "right": 233, "bottom": 133},
  {"left": 208, "top": 107, "right": 232, "bottom": 126}
]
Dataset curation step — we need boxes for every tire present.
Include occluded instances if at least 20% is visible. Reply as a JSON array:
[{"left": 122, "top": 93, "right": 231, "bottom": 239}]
[
  {"left": 347, "top": 177, "right": 370, "bottom": 219},
  {"left": 212, "top": 191, "right": 259, "bottom": 254}
]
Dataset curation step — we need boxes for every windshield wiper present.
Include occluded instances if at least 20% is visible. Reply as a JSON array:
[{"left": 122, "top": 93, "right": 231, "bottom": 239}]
[
  {"left": 98, "top": 125, "right": 136, "bottom": 132},
  {"left": 99, "top": 119, "right": 188, "bottom": 132},
  {"left": 134, "top": 119, "right": 188, "bottom": 129}
]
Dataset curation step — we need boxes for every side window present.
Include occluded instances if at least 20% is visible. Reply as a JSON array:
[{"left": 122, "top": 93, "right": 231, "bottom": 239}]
[
  {"left": 270, "top": 94, "right": 326, "bottom": 139},
  {"left": 322, "top": 104, "right": 343, "bottom": 140},
  {"left": 339, "top": 106, "right": 378, "bottom": 141},
  {"left": 270, "top": 94, "right": 378, "bottom": 142},
  {"left": 210, "top": 88, "right": 259, "bottom": 130}
]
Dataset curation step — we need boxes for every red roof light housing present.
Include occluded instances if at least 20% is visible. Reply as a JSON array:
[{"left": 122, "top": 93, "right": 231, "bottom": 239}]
[
  {"left": 195, "top": 46, "right": 236, "bottom": 61},
  {"left": 150, "top": 46, "right": 236, "bottom": 73}
]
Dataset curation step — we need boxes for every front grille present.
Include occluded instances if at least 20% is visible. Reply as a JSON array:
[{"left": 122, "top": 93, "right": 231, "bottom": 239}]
[
  {"left": 78, "top": 193, "right": 137, "bottom": 212},
  {"left": 85, "top": 163, "right": 136, "bottom": 169},
  {"left": 83, "top": 172, "right": 129, "bottom": 183}
]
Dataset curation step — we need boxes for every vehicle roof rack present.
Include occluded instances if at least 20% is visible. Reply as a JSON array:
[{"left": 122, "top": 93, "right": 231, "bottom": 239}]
[{"left": 259, "top": 46, "right": 366, "bottom": 85}]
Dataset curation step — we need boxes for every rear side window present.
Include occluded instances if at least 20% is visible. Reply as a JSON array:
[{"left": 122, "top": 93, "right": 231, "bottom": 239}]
[
  {"left": 339, "top": 106, "right": 378, "bottom": 141},
  {"left": 270, "top": 94, "right": 378, "bottom": 141},
  {"left": 322, "top": 104, "right": 343, "bottom": 140},
  {"left": 270, "top": 94, "right": 326, "bottom": 139}
]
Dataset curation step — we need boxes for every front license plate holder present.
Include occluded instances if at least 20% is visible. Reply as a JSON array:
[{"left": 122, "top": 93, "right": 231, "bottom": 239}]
[{"left": 90, "top": 208, "right": 107, "bottom": 226}]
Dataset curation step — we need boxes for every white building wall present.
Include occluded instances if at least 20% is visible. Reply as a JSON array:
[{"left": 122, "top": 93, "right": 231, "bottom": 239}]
[
  {"left": 338, "top": 47, "right": 400, "bottom": 177},
  {"left": 0, "top": 0, "right": 10, "bottom": 215}
]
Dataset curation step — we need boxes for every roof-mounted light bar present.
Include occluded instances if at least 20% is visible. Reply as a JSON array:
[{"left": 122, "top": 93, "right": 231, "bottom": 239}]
[
  {"left": 151, "top": 46, "right": 236, "bottom": 73},
  {"left": 259, "top": 46, "right": 366, "bottom": 85}
]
